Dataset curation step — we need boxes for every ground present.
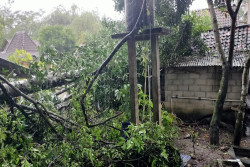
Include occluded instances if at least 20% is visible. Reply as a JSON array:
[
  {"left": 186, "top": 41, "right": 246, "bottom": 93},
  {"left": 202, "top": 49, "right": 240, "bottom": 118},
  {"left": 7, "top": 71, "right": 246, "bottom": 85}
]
[{"left": 175, "top": 124, "right": 250, "bottom": 167}]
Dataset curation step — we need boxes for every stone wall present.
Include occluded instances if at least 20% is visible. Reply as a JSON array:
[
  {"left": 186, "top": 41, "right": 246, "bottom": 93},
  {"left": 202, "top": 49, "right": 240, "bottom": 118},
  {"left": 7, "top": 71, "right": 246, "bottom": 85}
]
[{"left": 163, "top": 66, "right": 242, "bottom": 120}]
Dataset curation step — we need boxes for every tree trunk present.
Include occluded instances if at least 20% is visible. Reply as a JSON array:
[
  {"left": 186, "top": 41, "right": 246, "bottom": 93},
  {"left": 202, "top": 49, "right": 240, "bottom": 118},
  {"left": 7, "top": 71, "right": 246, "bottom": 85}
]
[
  {"left": 233, "top": 55, "right": 250, "bottom": 146},
  {"left": 207, "top": 0, "right": 227, "bottom": 145},
  {"left": 207, "top": 0, "right": 242, "bottom": 145},
  {"left": 210, "top": 65, "right": 230, "bottom": 145},
  {"left": 0, "top": 70, "right": 81, "bottom": 100}
]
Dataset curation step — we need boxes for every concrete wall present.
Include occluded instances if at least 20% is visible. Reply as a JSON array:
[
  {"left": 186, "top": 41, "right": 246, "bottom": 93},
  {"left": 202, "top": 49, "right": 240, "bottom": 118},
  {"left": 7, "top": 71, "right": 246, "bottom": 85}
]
[{"left": 163, "top": 66, "right": 242, "bottom": 120}]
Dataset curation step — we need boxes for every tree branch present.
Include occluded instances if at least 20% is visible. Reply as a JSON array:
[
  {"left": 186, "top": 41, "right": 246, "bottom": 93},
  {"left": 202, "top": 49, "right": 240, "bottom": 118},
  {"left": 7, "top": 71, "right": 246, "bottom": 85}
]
[
  {"left": 226, "top": 0, "right": 243, "bottom": 67},
  {"left": 225, "top": 0, "right": 234, "bottom": 18},
  {"left": 19, "top": 104, "right": 77, "bottom": 126},
  {"left": 207, "top": 0, "right": 226, "bottom": 65},
  {"left": 88, "top": 112, "right": 123, "bottom": 128},
  {"left": 0, "top": 75, "right": 61, "bottom": 138},
  {"left": 0, "top": 69, "right": 81, "bottom": 99},
  {"left": 0, "top": 82, "right": 34, "bottom": 124}
]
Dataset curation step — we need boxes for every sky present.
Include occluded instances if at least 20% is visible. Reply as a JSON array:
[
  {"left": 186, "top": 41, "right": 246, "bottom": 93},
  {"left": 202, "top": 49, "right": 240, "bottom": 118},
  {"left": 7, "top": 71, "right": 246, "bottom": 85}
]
[{"left": 3, "top": 0, "right": 208, "bottom": 19}]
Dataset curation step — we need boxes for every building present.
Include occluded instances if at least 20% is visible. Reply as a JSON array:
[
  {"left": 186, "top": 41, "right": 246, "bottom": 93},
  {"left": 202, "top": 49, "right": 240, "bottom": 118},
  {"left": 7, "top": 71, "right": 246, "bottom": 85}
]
[
  {"left": 0, "top": 31, "right": 39, "bottom": 60},
  {"left": 163, "top": 6, "right": 250, "bottom": 120},
  {"left": 0, "top": 31, "right": 39, "bottom": 76}
]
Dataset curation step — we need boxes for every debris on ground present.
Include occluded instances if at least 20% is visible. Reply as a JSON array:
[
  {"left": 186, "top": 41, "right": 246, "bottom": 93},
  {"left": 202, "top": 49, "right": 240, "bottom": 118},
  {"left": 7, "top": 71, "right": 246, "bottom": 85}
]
[{"left": 175, "top": 124, "right": 250, "bottom": 167}]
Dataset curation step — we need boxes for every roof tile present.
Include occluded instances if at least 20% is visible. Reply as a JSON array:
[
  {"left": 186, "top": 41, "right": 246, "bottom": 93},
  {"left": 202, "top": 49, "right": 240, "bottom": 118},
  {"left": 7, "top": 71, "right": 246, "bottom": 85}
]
[
  {"left": 177, "top": 25, "right": 250, "bottom": 67},
  {"left": 0, "top": 32, "right": 39, "bottom": 60}
]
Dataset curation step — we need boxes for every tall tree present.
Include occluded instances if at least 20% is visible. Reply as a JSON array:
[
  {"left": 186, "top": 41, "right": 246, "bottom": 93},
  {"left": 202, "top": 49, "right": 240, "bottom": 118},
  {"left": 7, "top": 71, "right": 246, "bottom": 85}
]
[
  {"left": 207, "top": 0, "right": 243, "bottom": 145},
  {"left": 38, "top": 25, "right": 76, "bottom": 54},
  {"left": 69, "top": 11, "right": 101, "bottom": 44},
  {"left": 0, "top": 4, "right": 14, "bottom": 45},
  {"left": 9, "top": 10, "right": 44, "bottom": 37},
  {"left": 43, "top": 5, "right": 72, "bottom": 26},
  {"left": 0, "top": 3, "right": 43, "bottom": 41}
]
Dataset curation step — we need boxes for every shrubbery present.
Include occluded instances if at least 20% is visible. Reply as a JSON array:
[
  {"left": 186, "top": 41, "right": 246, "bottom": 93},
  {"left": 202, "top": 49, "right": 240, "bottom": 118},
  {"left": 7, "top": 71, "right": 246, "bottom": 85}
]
[{"left": 0, "top": 107, "right": 181, "bottom": 166}]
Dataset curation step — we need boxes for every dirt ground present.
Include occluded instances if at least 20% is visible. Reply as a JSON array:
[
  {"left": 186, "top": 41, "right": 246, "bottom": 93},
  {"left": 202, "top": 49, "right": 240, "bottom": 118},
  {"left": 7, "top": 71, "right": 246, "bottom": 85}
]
[{"left": 175, "top": 124, "right": 250, "bottom": 167}]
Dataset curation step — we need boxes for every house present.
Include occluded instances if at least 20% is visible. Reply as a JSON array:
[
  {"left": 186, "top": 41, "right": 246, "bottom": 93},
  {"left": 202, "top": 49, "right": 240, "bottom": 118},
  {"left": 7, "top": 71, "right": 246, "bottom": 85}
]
[
  {"left": 0, "top": 31, "right": 39, "bottom": 76},
  {"left": 0, "top": 31, "right": 39, "bottom": 60},
  {"left": 162, "top": 6, "right": 250, "bottom": 121}
]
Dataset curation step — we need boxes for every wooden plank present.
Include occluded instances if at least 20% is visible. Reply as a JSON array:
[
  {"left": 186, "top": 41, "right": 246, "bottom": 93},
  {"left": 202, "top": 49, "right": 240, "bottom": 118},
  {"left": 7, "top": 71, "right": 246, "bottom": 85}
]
[
  {"left": 127, "top": 38, "right": 139, "bottom": 125},
  {"left": 111, "top": 27, "right": 171, "bottom": 40},
  {"left": 151, "top": 35, "right": 161, "bottom": 125}
]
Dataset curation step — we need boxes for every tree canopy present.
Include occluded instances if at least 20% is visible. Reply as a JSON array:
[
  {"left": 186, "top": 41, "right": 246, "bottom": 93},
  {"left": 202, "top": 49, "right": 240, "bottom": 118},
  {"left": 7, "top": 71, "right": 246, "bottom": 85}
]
[
  {"left": 113, "top": 0, "right": 210, "bottom": 67},
  {"left": 38, "top": 25, "right": 76, "bottom": 55},
  {"left": 0, "top": 3, "right": 43, "bottom": 41}
]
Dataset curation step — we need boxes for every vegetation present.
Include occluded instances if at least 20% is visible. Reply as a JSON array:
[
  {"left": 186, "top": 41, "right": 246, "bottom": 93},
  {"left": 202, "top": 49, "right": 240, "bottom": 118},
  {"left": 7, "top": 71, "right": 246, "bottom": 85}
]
[
  {"left": 113, "top": 0, "right": 210, "bottom": 67},
  {"left": 0, "top": 2, "right": 43, "bottom": 44},
  {"left": 38, "top": 25, "right": 76, "bottom": 55},
  {"left": 0, "top": 104, "right": 180, "bottom": 166},
  {"left": 0, "top": 10, "right": 182, "bottom": 165},
  {"left": 8, "top": 49, "right": 33, "bottom": 67},
  {"left": 1, "top": 0, "right": 247, "bottom": 165},
  {"left": 0, "top": 3, "right": 101, "bottom": 50}
]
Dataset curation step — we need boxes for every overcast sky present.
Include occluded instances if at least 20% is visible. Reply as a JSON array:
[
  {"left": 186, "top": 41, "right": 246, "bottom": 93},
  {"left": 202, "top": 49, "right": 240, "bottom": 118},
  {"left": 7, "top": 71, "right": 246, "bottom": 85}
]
[{"left": 3, "top": 0, "right": 208, "bottom": 19}]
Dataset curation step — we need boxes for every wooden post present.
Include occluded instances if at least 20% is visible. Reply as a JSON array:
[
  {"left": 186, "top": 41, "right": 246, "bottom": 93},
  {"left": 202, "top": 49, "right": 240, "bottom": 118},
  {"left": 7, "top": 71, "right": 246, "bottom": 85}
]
[
  {"left": 127, "top": 38, "right": 139, "bottom": 125},
  {"left": 151, "top": 35, "right": 161, "bottom": 125}
]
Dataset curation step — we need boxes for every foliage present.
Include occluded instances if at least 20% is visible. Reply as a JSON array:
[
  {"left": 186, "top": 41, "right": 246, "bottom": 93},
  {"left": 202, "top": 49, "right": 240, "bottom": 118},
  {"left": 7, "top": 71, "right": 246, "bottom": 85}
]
[
  {"left": 42, "top": 5, "right": 101, "bottom": 45},
  {"left": 0, "top": 108, "right": 46, "bottom": 166},
  {"left": 114, "top": 120, "right": 181, "bottom": 166},
  {"left": 38, "top": 25, "right": 76, "bottom": 54},
  {"left": 81, "top": 19, "right": 128, "bottom": 110},
  {"left": 43, "top": 5, "right": 73, "bottom": 26},
  {"left": 0, "top": 3, "right": 43, "bottom": 40},
  {"left": 113, "top": 0, "right": 209, "bottom": 67},
  {"left": 113, "top": 0, "right": 125, "bottom": 12},
  {"left": 115, "top": 84, "right": 153, "bottom": 121},
  {"left": 0, "top": 1, "right": 188, "bottom": 165},
  {"left": 69, "top": 11, "right": 101, "bottom": 44},
  {"left": 0, "top": 3, "right": 101, "bottom": 50},
  {"left": 160, "top": 12, "right": 211, "bottom": 66},
  {"left": 8, "top": 10, "right": 44, "bottom": 38},
  {"left": 0, "top": 105, "right": 180, "bottom": 166},
  {"left": 0, "top": 24, "right": 5, "bottom": 47},
  {"left": 8, "top": 49, "right": 33, "bottom": 67},
  {"left": 0, "top": 15, "right": 183, "bottom": 166},
  {"left": 155, "top": 0, "right": 193, "bottom": 26}
]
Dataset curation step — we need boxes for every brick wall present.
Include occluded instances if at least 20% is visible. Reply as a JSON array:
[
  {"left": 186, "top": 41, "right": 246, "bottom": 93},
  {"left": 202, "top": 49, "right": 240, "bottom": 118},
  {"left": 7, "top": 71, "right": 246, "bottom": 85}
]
[{"left": 163, "top": 66, "right": 242, "bottom": 120}]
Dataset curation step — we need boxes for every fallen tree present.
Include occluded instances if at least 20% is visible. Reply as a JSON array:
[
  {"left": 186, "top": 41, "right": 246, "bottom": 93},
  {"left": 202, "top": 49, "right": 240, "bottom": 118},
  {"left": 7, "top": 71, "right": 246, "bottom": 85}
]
[{"left": 0, "top": 70, "right": 81, "bottom": 100}]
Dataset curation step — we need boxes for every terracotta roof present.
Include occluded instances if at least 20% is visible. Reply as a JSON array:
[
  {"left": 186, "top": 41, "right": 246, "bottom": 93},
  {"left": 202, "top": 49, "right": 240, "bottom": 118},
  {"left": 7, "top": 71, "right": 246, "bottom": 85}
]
[
  {"left": 177, "top": 25, "right": 250, "bottom": 67},
  {"left": 196, "top": 8, "right": 239, "bottom": 28},
  {"left": 178, "top": 53, "right": 245, "bottom": 67},
  {"left": 202, "top": 25, "right": 250, "bottom": 52},
  {"left": 0, "top": 32, "right": 39, "bottom": 60}
]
